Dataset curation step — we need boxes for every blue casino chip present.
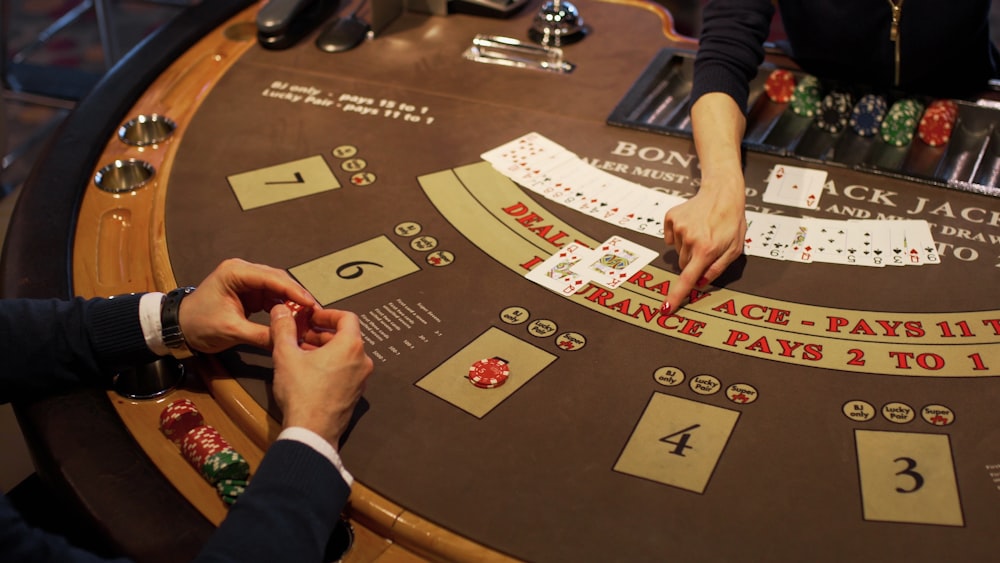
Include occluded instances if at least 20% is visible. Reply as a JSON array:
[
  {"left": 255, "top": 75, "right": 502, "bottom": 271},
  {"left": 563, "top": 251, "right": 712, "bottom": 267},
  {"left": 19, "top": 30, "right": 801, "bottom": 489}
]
[{"left": 849, "top": 94, "right": 887, "bottom": 137}]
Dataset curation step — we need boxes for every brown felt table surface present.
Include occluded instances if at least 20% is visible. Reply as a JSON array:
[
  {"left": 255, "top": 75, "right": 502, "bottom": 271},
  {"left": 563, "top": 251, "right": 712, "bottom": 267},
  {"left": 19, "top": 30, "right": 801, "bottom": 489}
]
[{"left": 13, "top": 0, "right": 1000, "bottom": 561}]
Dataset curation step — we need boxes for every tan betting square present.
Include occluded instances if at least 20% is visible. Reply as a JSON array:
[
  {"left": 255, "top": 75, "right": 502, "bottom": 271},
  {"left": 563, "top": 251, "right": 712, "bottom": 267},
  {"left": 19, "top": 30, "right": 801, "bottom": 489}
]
[
  {"left": 855, "top": 429, "right": 963, "bottom": 526},
  {"left": 228, "top": 155, "right": 340, "bottom": 210},
  {"left": 289, "top": 236, "right": 419, "bottom": 305},
  {"left": 614, "top": 393, "right": 740, "bottom": 494},
  {"left": 417, "top": 327, "right": 556, "bottom": 418}
]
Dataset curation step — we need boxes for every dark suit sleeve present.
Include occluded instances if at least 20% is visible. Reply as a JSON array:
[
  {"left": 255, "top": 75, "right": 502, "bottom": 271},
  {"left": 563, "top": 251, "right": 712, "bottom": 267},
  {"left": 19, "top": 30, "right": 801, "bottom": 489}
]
[
  {"left": 0, "top": 495, "right": 130, "bottom": 563},
  {"left": 0, "top": 295, "right": 157, "bottom": 404},
  {"left": 690, "top": 0, "right": 775, "bottom": 113},
  {"left": 193, "top": 440, "right": 351, "bottom": 563}
]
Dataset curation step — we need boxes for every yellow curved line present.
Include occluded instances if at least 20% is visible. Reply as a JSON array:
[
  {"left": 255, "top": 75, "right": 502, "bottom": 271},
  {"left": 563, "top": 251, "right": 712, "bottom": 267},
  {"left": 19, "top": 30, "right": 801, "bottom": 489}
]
[{"left": 597, "top": 0, "right": 699, "bottom": 45}]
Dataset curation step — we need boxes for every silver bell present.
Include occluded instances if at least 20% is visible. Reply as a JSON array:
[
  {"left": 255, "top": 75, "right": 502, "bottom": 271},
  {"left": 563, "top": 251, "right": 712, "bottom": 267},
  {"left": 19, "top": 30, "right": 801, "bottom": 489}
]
[{"left": 528, "top": 0, "right": 589, "bottom": 47}]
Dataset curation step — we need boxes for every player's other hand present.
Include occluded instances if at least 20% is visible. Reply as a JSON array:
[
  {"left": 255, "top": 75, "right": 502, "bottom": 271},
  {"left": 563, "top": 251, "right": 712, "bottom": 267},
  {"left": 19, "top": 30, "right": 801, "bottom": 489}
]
[
  {"left": 661, "top": 182, "right": 746, "bottom": 314},
  {"left": 270, "top": 305, "right": 374, "bottom": 449},
  {"left": 180, "top": 258, "right": 318, "bottom": 354}
]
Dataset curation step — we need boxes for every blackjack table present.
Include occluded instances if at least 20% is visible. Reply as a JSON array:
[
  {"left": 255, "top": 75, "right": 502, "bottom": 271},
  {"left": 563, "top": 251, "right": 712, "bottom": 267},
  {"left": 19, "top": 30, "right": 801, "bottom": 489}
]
[{"left": 5, "top": 0, "right": 1000, "bottom": 561}]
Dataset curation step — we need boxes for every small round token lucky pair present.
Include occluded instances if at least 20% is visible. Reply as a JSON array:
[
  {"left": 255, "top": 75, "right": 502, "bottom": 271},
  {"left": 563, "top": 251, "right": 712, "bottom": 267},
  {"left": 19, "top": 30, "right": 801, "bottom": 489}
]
[{"left": 468, "top": 357, "right": 510, "bottom": 389}]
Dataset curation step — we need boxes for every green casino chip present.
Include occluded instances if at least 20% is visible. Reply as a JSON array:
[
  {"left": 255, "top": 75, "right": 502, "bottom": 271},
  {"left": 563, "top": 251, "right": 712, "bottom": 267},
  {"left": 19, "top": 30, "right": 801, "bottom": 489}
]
[
  {"left": 202, "top": 449, "right": 250, "bottom": 485},
  {"left": 880, "top": 98, "right": 924, "bottom": 146},
  {"left": 216, "top": 478, "right": 248, "bottom": 506},
  {"left": 790, "top": 75, "right": 821, "bottom": 117}
]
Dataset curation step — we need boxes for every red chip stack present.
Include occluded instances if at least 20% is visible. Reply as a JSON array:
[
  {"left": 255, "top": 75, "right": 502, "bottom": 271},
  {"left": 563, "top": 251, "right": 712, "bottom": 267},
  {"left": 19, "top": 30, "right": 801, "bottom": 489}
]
[
  {"left": 764, "top": 69, "right": 796, "bottom": 104},
  {"left": 917, "top": 99, "right": 959, "bottom": 147},
  {"left": 180, "top": 425, "right": 232, "bottom": 471},
  {"left": 159, "top": 398, "right": 206, "bottom": 443},
  {"left": 468, "top": 357, "right": 510, "bottom": 389},
  {"left": 159, "top": 399, "right": 251, "bottom": 505}
]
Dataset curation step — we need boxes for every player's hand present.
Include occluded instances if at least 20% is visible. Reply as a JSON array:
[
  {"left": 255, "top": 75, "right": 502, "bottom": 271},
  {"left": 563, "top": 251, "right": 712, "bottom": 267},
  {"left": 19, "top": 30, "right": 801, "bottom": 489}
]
[
  {"left": 179, "top": 258, "right": 318, "bottom": 354},
  {"left": 270, "top": 305, "right": 374, "bottom": 449},
  {"left": 661, "top": 181, "right": 747, "bottom": 314}
]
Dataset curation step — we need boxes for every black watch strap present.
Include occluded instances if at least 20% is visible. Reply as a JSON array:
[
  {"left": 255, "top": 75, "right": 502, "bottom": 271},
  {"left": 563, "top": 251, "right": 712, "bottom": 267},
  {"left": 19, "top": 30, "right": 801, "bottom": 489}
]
[{"left": 161, "top": 286, "right": 197, "bottom": 359}]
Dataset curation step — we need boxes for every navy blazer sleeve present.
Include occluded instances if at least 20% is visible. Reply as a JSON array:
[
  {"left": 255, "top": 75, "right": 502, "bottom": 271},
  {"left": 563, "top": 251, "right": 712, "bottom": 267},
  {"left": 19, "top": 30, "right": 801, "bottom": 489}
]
[
  {"left": 193, "top": 440, "right": 351, "bottom": 563},
  {"left": 0, "top": 295, "right": 155, "bottom": 404},
  {"left": 0, "top": 295, "right": 147, "bottom": 562},
  {"left": 0, "top": 496, "right": 130, "bottom": 563},
  {"left": 2, "top": 296, "right": 351, "bottom": 562}
]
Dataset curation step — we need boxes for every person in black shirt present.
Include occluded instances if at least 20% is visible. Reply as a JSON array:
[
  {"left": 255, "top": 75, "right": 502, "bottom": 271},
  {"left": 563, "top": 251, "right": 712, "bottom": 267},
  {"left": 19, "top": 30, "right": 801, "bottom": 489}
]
[{"left": 659, "top": 0, "right": 998, "bottom": 314}]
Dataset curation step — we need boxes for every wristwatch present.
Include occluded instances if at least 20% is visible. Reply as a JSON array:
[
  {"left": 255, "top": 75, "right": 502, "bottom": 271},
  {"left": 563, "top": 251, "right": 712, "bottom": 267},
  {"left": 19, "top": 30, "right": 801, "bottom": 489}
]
[{"left": 161, "top": 286, "right": 197, "bottom": 359}]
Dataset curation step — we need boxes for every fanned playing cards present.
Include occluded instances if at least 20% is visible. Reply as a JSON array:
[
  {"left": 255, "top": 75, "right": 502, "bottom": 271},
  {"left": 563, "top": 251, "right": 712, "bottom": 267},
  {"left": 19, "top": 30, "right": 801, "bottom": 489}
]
[{"left": 483, "top": 132, "right": 940, "bottom": 269}]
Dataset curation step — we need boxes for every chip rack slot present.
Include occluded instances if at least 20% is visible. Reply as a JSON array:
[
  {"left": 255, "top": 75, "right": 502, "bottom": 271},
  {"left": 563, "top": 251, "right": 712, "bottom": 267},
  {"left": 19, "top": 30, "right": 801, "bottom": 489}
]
[
  {"left": 608, "top": 48, "right": 1000, "bottom": 197},
  {"left": 972, "top": 128, "right": 1000, "bottom": 186}
]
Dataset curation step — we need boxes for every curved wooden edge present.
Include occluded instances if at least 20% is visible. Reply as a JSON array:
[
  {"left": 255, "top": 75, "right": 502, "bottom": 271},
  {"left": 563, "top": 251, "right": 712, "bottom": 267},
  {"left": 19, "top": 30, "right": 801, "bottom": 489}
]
[
  {"left": 104, "top": 381, "right": 266, "bottom": 527},
  {"left": 72, "top": 3, "right": 519, "bottom": 561},
  {"left": 598, "top": 0, "right": 699, "bottom": 45},
  {"left": 203, "top": 362, "right": 519, "bottom": 562}
]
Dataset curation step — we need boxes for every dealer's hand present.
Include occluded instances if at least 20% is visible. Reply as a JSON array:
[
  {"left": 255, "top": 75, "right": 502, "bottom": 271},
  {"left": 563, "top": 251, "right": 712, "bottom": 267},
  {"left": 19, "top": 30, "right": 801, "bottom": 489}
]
[
  {"left": 662, "top": 182, "right": 746, "bottom": 314},
  {"left": 662, "top": 92, "right": 749, "bottom": 315}
]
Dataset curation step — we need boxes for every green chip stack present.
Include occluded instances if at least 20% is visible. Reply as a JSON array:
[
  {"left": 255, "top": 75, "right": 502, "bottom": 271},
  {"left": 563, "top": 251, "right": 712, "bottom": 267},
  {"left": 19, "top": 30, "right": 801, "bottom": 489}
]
[
  {"left": 880, "top": 98, "right": 925, "bottom": 146},
  {"left": 790, "top": 75, "right": 821, "bottom": 117},
  {"left": 216, "top": 479, "right": 248, "bottom": 506},
  {"left": 202, "top": 449, "right": 251, "bottom": 486}
]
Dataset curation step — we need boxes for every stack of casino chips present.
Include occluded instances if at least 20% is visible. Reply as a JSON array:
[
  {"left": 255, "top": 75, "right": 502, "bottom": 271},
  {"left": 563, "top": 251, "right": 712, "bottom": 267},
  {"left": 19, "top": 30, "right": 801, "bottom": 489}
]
[
  {"left": 159, "top": 399, "right": 250, "bottom": 506},
  {"left": 764, "top": 69, "right": 796, "bottom": 103},
  {"left": 848, "top": 94, "right": 888, "bottom": 137},
  {"left": 468, "top": 357, "right": 510, "bottom": 389},
  {"left": 789, "top": 75, "right": 821, "bottom": 117},
  {"left": 880, "top": 98, "right": 925, "bottom": 146},
  {"left": 815, "top": 91, "right": 854, "bottom": 134},
  {"left": 917, "top": 99, "right": 959, "bottom": 147}
]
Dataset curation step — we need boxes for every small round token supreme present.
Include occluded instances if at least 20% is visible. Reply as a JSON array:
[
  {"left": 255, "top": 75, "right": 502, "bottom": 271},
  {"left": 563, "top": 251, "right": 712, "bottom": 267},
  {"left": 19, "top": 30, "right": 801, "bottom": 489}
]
[{"left": 468, "top": 357, "right": 510, "bottom": 389}]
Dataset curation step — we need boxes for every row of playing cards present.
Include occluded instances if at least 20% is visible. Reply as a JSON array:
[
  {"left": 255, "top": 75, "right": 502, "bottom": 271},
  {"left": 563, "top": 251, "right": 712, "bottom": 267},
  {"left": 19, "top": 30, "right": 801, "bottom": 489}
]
[
  {"left": 526, "top": 235, "right": 660, "bottom": 295},
  {"left": 481, "top": 133, "right": 939, "bottom": 268},
  {"left": 744, "top": 212, "right": 940, "bottom": 266},
  {"left": 481, "top": 132, "right": 686, "bottom": 238}
]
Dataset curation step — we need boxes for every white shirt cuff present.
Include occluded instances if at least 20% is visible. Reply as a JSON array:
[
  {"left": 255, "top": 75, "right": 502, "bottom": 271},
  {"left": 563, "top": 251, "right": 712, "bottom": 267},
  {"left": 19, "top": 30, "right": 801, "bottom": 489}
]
[
  {"left": 277, "top": 427, "right": 354, "bottom": 486},
  {"left": 140, "top": 292, "right": 169, "bottom": 356}
]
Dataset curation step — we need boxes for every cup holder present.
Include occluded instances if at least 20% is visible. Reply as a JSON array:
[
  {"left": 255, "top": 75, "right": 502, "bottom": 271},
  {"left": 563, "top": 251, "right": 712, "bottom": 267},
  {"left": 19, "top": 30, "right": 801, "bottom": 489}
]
[
  {"left": 94, "top": 159, "right": 155, "bottom": 193},
  {"left": 112, "top": 357, "right": 185, "bottom": 400},
  {"left": 117, "top": 114, "right": 176, "bottom": 146}
]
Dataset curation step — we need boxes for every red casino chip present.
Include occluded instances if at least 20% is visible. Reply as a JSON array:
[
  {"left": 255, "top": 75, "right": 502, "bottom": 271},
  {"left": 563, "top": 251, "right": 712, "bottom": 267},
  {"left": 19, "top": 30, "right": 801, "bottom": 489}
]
[
  {"left": 180, "top": 425, "right": 230, "bottom": 469},
  {"left": 917, "top": 99, "right": 958, "bottom": 147},
  {"left": 468, "top": 357, "right": 510, "bottom": 389},
  {"left": 285, "top": 300, "right": 313, "bottom": 340},
  {"left": 159, "top": 402, "right": 205, "bottom": 444},
  {"left": 764, "top": 69, "right": 796, "bottom": 104}
]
